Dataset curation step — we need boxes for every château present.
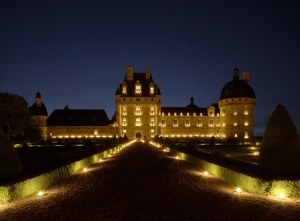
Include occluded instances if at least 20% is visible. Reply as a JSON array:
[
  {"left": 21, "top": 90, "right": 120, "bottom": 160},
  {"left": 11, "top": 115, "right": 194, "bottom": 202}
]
[{"left": 29, "top": 66, "right": 256, "bottom": 141}]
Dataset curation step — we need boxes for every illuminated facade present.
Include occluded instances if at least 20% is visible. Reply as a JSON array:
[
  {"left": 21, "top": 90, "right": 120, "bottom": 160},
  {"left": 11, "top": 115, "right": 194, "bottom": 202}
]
[{"left": 30, "top": 66, "right": 256, "bottom": 140}]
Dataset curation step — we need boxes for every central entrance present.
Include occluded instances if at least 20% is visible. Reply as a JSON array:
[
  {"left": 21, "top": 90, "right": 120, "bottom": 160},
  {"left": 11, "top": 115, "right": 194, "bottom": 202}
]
[{"left": 135, "top": 132, "right": 142, "bottom": 139}]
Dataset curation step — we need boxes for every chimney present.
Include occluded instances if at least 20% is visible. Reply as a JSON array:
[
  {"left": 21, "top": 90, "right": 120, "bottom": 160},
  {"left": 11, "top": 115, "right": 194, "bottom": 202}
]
[
  {"left": 145, "top": 66, "right": 151, "bottom": 79},
  {"left": 243, "top": 72, "right": 250, "bottom": 85},
  {"left": 126, "top": 66, "right": 134, "bottom": 81}
]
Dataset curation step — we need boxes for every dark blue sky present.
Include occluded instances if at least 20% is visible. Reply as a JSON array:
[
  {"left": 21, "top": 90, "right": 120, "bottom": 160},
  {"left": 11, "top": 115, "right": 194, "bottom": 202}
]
[{"left": 1, "top": 0, "right": 299, "bottom": 136}]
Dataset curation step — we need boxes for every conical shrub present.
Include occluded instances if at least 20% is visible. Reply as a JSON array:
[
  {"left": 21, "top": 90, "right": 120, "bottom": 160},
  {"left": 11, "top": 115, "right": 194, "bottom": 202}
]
[
  {"left": 258, "top": 104, "right": 300, "bottom": 172},
  {"left": 0, "top": 130, "right": 23, "bottom": 177}
]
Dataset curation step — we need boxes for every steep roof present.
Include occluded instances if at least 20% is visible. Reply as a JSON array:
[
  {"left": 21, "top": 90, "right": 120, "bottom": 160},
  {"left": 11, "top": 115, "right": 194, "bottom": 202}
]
[
  {"left": 29, "top": 102, "right": 48, "bottom": 116},
  {"left": 47, "top": 109, "right": 110, "bottom": 126},
  {"left": 220, "top": 68, "right": 256, "bottom": 100},
  {"left": 115, "top": 73, "right": 161, "bottom": 96}
]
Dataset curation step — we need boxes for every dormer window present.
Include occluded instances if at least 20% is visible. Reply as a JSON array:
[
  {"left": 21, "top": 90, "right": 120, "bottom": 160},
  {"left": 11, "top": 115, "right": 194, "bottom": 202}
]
[
  {"left": 149, "top": 82, "right": 155, "bottom": 94},
  {"left": 135, "top": 80, "right": 142, "bottom": 94},
  {"left": 122, "top": 82, "right": 127, "bottom": 94}
]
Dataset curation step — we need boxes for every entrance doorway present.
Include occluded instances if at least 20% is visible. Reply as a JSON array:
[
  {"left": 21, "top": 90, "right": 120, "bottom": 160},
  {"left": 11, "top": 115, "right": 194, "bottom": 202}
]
[{"left": 135, "top": 132, "right": 142, "bottom": 139}]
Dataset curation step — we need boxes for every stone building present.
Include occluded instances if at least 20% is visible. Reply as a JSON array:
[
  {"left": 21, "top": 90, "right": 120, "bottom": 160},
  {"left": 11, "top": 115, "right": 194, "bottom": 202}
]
[{"left": 29, "top": 66, "right": 256, "bottom": 141}]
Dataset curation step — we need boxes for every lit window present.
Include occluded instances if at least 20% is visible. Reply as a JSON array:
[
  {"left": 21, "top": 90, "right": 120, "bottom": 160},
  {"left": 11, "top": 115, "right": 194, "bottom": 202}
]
[
  {"left": 122, "top": 86, "right": 127, "bottom": 94},
  {"left": 136, "top": 106, "right": 141, "bottom": 115},
  {"left": 185, "top": 119, "right": 190, "bottom": 127},
  {"left": 150, "top": 86, "right": 154, "bottom": 94},
  {"left": 234, "top": 112, "right": 237, "bottom": 115},
  {"left": 216, "top": 120, "right": 220, "bottom": 127},
  {"left": 244, "top": 122, "right": 248, "bottom": 126},
  {"left": 173, "top": 120, "right": 178, "bottom": 127},
  {"left": 136, "top": 118, "right": 141, "bottom": 126},
  {"left": 150, "top": 106, "right": 154, "bottom": 115},
  {"left": 123, "top": 107, "right": 127, "bottom": 115},
  {"left": 123, "top": 118, "right": 127, "bottom": 126},
  {"left": 150, "top": 118, "right": 154, "bottom": 126},
  {"left": 135, "top": 85, "right": 142, "bottom": 94},
  {"left": 209, "top": 120, "right": 214, "bottom": 126},
  {"left": 122, "top": 82, "right": 127, "bottom": 94},
  {"left": 161, "top": 120, "right": 166, "bottom": 126},
  {"left": 197, "top": 120, "right": 202, "bottom": 127}
]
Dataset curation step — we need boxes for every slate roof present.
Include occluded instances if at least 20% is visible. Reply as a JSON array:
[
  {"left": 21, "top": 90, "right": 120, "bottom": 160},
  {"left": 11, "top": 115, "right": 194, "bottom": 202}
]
[
  {"left": 115, "top": 73, "right": 161, "bottom": 96},
  {"left": 47, "top": 109, "right": 110, "bottom": 126},
  {"left": 29, "top": 102, "right": 48, "bottom": 116},
  {"left": 220, "top": 68, "right": 255, "bottom": 100}
]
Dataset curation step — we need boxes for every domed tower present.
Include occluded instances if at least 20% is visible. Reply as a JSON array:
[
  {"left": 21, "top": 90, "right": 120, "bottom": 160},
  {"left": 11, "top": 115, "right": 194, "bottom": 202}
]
[
  {"left": 218, "top": 68, "right": 256, "bottom": 140},
  {"left": 29, "top": 91, "right": 48, "bottom": 140}
]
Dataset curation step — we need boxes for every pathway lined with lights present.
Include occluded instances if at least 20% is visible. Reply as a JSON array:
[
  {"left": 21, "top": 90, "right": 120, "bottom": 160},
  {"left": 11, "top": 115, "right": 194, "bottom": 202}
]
[{"left": 1, "top": 142, "right": 300, "bottom": 220}]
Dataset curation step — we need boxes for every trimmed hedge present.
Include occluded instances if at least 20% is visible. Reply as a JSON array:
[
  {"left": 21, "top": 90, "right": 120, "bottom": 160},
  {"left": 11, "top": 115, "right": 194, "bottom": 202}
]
[
  {"left": 153, "top": 142, "right": 300, "bottom": 198},
  {"left": 0, "top": 143, "right": 129, "bottom": 203}
]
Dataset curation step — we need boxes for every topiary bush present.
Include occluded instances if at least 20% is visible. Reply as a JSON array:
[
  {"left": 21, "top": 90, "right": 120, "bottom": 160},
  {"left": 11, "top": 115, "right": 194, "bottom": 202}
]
[
  {"left": 0, "top": 129, "right": 23, "bottom": 177},
  {"left": 185, "top": 139, "right": 198, "bottom": 153},
  {"left": 258, "top": 104, "right": 300, "bottom": 172}
]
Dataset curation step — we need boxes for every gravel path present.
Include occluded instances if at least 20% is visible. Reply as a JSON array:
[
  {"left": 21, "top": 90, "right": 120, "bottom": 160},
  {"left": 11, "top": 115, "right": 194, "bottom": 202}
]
[{"left": 1, "top": 142, "right": 300, "bottom": 221}]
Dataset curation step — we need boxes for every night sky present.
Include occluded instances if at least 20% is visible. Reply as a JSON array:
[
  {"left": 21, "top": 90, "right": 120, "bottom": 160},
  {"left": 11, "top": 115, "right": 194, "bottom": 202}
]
[{"left": 1, "top": 0, "right": 299, "bottom": 136}]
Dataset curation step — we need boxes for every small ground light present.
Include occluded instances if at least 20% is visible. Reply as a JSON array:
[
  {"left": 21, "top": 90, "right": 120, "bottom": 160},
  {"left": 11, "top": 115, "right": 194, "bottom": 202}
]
[
  {"left": 99, "top": 159, "right": 102, "bottom": 162},
  {"left": 279, "top": 193, "right": 286, "bottom": 199},
  {"left": 236, "top": 187, "right": 242, "bottom": 193},
  {"left": 176, "top": 156, "right": 179, "bottom": 159},
  {"left": 38, "top": 191, "right": 44, "bottom": 196},
  {"left": 83, "top": 167, "right": 87, "bottom": 172},
  {"left": 203, "top": 171, "right": 208, "bottom": 176}
]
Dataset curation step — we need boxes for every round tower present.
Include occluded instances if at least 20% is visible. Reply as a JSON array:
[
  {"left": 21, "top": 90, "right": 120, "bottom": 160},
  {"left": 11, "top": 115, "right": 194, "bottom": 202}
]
[
  {"left": 29, "top": 91, "right": 48, "bottom": 140},
  {"left": 218, "top": 68, "right": 256, "bottom": 140}
]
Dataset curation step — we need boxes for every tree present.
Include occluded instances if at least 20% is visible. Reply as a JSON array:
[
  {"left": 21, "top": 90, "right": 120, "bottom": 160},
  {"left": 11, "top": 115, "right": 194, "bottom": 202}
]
[
  {"left": 0, "top": 93, "right": 30, "bottom": 140},
  {"left": 22, "top": 126, "right": 43, "bottom": 143},
  {"left": 258, "top": 104, "right": 300, "bottom": 172}
]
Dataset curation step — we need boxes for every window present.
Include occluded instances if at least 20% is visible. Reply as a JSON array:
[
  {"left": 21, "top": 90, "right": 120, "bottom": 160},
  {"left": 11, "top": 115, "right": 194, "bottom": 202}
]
[
  {"left": 173, "top": 120, "right": 178, "bottom": 127},
  {"left": 136, "top": 106, "right": 141, "bottom": 115},
  {"left": 149, "top": 82, "right": 155, "bottom": 94},
  {"left": 122, "top": 118, "right": 127, "bottom": 126},
  {"left": 136, "top": 118, "right": 141, "bottom": 126},
  {"left": 122, "top": 107, "right": 127, "bottom": 115},
  {"left": 150, "top": 106, "right": 154, "bottom": 115},
  {"left": 150, "top": 118, "right": 154, "bottom": 126},
  {"left": 135, "top": 85, "right": 142, "bottom": 94},
  {"left": 209, "top": 120, "right": 214, "bottom": 126},
  {"left": 122, "top": 86, "right": 127, "bottom": 94},
  {"left": 185, "top": 119, "right": 190, "bottom": 127},
  {"left": 150, "top": 86, "right": 154, "bottom": 94},
  {"left": 122, "top": 82, "right": 127, "bottom": 94},
  {"left": 197, "top": 120, "right": 202, "bottom": 127},
  {"left": 161, "top": 120, "right": 166, "bottom": 126}
]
